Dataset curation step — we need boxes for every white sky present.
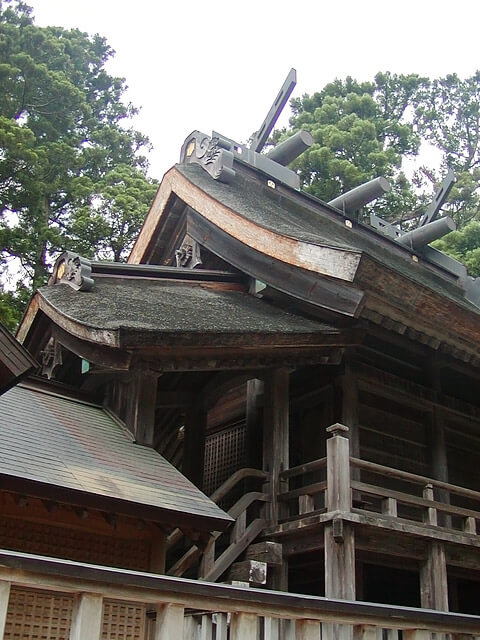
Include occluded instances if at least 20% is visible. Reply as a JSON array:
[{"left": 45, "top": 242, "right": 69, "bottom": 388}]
[{"left": 28, "top": 0, "right": 480, "bottom": 180}]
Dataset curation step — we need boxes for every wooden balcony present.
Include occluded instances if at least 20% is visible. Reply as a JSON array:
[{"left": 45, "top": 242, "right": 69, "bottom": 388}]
[
  {"left": 1, "top": 548, "right": 480, "bottom": 639},
  {"left": 271, "top": 423, "right": 480, "bottom": 547}
]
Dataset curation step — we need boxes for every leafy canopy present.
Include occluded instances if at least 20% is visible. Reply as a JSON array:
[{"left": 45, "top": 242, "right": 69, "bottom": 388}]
[
  {"left": 281, "top": 70, "right": 480, "bottom": 269},
  {"left": 0, "top": 0, "right": 158, "bottom": 329}
]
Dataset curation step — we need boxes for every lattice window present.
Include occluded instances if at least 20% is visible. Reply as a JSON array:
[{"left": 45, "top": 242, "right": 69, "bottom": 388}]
[
  {"left": 204, "top": 422, "right": 246, "bottom": 496},
  {"left": 4, "top": 587, "right": 73, "bottom": 640},
  {"left": 102, "top": 600, "right": 146, "bottom": 640},
  {"left": 0, "top": 517, "right": 150, "bottom": 571}
]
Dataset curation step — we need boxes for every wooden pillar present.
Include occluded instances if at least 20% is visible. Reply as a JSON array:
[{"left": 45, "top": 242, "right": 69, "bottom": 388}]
[
  {"left": 0, "top": 580, "right": 11, "bottom": 640},
  {"left": 263, "top": 368, "right": 289, "bottom": 591},
  {"left": 69, "top": 592, "right": 103, "bottom": 640},
  {"left": 154, "top": 604, "right": 184, "bottom": 640},
  {"left": 127, "top": 371, "right": 159, "bottom": 446},
  {"left": 183, "top": 399, "right": 207, "bottom": 489},
  {"left": 263, "top": 368, "right": 290, "bottom": 524},
  {"left": 427, "top": 357, "right": 449, "bottom": 502},
  {"left": 336, "top": 358, "right": 360, "bottom": 459},
  {"left": 420, "top": 541, "right": 449, "bottom": 610},
  {"left": 246, "top": 378, "right": 264, "bottom": 470},
  {"left": 325, "top": 424, "right": 355, "bottom": 601}
]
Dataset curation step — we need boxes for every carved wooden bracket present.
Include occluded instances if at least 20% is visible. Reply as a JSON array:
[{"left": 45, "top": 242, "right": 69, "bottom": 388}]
[
  {"left": 49, "top": 251, "right": 94, "bottom": 291},
  {"left": 180, "top": 131, "right": 235, "bottom": 184},
  {"left": 41, "top": 337, "right": 63, "bottom": 379},
  {"left": 175, "top": 234, "right": 202, "bottom": 268}
]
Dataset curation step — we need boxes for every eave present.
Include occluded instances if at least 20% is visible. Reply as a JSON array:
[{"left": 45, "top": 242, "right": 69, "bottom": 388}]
[
  {"left": 0, "top": 322, "right": 38, "bottom": 394},
  {"left": 129, "top": 166, "right": 364, "bottom": 318},
  {"left": 127, "top": 162, "right": 480, "bottom": 364}
]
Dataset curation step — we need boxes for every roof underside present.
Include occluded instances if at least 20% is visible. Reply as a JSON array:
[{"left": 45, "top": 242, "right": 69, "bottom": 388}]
[{"left": 0, "top": 384, "right": 231, "bottom": 531}]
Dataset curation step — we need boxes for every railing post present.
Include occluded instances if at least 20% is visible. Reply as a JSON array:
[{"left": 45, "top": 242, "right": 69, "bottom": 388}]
[
  {"left": 404, "top": 630, "right": 431, "bottom": 640},
  {"left": 0, "top": 580, "right": 11, "bottom": 640},
  {"left": 299, "top": 494, "right": 315, "bottom": 515},
  {"left": 325, "top": 424, "right": 355, "bottom": 640},
  {"left": 355, "top": 625, "right": 378, "bottom": 640},
  {"left": 423, "top": 484, "right": 437, "bottom": 526},
  {"left": 326, "top": 423, "right": 351, "bottom": 513},
  {"left": 69, "top": 592, "right": 103, "bottom": 640},
  {"left": 265, "top": 616, "right": 280, "bottom": 640},
  {"left": 215, "top": 613, "right": 228, "bottom": 640},
  {"left": 296, "top": 619, "right": 322, "bottom": 639},
  {"left": 200, "top": 614, "right": 212, "bottom": 640},
  {"left": 463, "top": 516, "right": 477, "bottom": 534},
  {"left": 154, "top": 603, "right": 184, "bottom": 639},
  {"left": 382, "top": 497, "right": 398, "bottom": 517},
  {"left": 230, "top": 612, "right": 258, "bottom": 639}
]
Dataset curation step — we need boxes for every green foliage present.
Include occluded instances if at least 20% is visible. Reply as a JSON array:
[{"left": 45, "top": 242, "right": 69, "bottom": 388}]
[
  {"left": 281, "top": 70, "right": 480, "bottom": 271},
  {"left": 434, "top": 222, "right": 480, "bottom": 277},
  {"left": 0, "top": 0, "right": 158, "bottom": 326},
  {"left": 282, "top": 73, "right": 427, "bottom": 218},
  {"left": 415, "top": 72, "right": 480, "bottom": 226}
]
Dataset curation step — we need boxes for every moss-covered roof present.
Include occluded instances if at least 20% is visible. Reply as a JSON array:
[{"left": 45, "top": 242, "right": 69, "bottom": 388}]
[
  {"left": 176, "top": 163, "right": 479, "bottom": 315},
  {"left": 39, "top": 277, "right": 340, "bottom": 346}
]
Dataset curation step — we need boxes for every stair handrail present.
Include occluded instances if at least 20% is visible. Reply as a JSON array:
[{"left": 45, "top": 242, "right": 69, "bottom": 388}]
[{"left": 167, "top": 467, "right": 268, "bottom": 551}]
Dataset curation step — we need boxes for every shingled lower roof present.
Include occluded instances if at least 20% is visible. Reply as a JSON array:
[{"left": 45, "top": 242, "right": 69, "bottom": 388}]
[
  {"left": 0, "top": 323, "right": 37, "bottom": 394},
  {"left": 0, "top": 384, "right": 232, "bottom": 531},
  {"left": 33, "top": 277, "right": 344, "bottom": 348}
]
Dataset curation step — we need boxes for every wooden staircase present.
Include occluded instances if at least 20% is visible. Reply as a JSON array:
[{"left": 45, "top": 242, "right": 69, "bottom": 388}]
[{"left": 166, "top": 468, "right": 270, "bottom": 582}]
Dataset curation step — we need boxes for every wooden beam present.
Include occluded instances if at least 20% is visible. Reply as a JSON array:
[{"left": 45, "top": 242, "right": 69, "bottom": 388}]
[
  {"left": 228, "top": 560, "right": 267, "bottom": 585},
  {"left": 70, "top": 592, "right": 103, "bottom": 640},
  {"left": 52, "top": 325, "right": 130, "bottom": 369},
  {"left": 246, "top": 541, "right": 283, "bottom": 566}
]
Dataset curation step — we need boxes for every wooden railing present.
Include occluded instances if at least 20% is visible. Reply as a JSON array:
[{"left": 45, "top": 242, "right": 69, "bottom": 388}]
[
  {"left": 279, "top": 457, "right": 327, "bottom": 516},
  {"left": 166, "top": 468, "right": 269, "bottom": 580},
  {"left": 350, "top": 457, "right": 480, "bottom": 533},
  {"left": 1, "top": 549, "right": 480, "bottom": 639},
  {"left": 278, "top": 424, "right": 480, "bottom": 539}
]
